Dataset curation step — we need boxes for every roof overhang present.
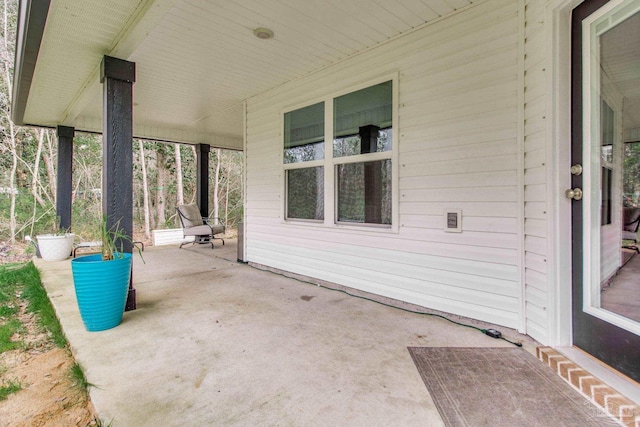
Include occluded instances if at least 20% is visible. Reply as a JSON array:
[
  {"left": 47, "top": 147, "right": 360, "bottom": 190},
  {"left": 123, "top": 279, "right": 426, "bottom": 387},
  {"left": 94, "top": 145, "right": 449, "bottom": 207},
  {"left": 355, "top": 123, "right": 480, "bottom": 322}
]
[{"left": 12, "top": 0, "right": 50, "bottom": 130}]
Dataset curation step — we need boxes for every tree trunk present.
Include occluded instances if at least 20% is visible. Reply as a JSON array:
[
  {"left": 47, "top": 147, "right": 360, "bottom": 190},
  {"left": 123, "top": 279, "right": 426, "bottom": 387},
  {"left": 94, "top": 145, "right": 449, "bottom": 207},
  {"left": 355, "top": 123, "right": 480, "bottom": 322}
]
[
  {"left": 3, "top": 1, "right": 16, "bottom": 241},
  {"left": 31, "top": 129, "right": 46, "bottom": 207},
  {"left": 225, "top": 153, "right": 230, "bottom": 226},
  {"left": 175, "top": 143, "right": 184, "bottom": 206},
  {"left": 155, "top": 147, "right": 166, "bottom": 226},
  {"left": 7, "top": 120, "right": 17, "bottom": 242},
  {"left": 138, "top": 140, "right": 151, "bottom": 240},
  {"left": 43, "top": 130, "right": 57, "bottom": 203},
  {"left": 28, "top": 129, "right": 46, "bottom": 236},
  {"left": 189, "top": 145, "right": 197, "bottom": 203},
  {"left": 212, "top": 148, "right": 221, "bottom": 224}
]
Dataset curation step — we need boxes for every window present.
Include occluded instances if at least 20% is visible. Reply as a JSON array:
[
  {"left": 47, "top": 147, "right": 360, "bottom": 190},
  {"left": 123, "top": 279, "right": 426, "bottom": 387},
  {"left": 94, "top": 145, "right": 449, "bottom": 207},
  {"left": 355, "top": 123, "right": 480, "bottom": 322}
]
[
  {"left": 284, "top": 102, "right": 324, "bottom": 163},
  {"left": 286, "top": 167, "right": 324, "bottom": 220},
  {"left": 333, "top": 81, "right": 393, "bottom": 225},
  {"left": 284, "top": 102, "right": 325, "bottom": 221},
  {"left": 333, "top": 82, "right": 392, "bottom": 158},
  {"left": 283, "top": 79, "right": 394, "bottom": 226},
  {"left": 337, "top": 160, "right": 392, "bottom": 224}
]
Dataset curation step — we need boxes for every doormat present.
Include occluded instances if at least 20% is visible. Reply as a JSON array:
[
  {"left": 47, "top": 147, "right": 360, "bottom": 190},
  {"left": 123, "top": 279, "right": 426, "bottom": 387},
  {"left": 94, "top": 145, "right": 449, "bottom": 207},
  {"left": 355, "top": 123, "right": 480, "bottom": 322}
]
[{"left": 408, "top": 347, "right": 611, "bottom": 427}]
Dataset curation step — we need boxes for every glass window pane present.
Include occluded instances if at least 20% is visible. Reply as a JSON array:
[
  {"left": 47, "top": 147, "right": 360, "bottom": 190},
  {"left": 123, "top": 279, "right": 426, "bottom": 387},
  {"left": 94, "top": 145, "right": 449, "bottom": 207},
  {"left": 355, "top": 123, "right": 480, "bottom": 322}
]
[
  {"left": 601, "top": 101, "right": 614, "bottom": 164},
  {"left": 334, "top": 128, "right": 392, "bottom": 158},
  {"left": 284, "top": 102, "right": 324, "bottom": 163},
  {"left": 286, "top": 167, "right": 324, "bottom": 220},
  {"left": 333, "top": 81, "right": 392, "bottom": 158},
  {"left": 337, "top": 160, "right": 391, "bottom": 225},
  {"left": 585, "top": 1, "right": 640, "bottom": 329}
]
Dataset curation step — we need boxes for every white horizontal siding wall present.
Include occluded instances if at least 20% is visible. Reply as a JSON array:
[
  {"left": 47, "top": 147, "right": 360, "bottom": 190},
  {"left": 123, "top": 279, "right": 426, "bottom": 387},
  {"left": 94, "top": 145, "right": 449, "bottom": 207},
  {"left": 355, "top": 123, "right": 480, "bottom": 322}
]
[
  {"left": 246, "top": 0, "right": 522, "bottom": 328},
  {"left": 522, "top": 0, "right": 549, "bottom": 343}
]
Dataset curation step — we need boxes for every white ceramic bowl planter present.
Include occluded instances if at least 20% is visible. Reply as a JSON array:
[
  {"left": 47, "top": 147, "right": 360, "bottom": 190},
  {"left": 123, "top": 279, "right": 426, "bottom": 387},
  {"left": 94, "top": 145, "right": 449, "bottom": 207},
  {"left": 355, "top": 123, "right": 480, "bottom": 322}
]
[{"left": 36, "top": 233, "right": 75, "bottom": 261}]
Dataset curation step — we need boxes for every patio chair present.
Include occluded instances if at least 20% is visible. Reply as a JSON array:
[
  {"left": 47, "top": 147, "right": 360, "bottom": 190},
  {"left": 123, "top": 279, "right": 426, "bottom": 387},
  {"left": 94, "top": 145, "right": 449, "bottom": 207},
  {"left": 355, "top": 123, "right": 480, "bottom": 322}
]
[
  {"left": 622, "top": 207, "right": 640, "bottom": 253},
  {"left": 176, "top": 203, "right": 225, "bottom": 249}
]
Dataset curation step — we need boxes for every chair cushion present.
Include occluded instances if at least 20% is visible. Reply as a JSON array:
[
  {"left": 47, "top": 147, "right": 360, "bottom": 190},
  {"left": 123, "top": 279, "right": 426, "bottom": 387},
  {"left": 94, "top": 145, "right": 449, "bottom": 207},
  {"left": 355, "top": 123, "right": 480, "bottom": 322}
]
[
  {"left": 210, "top": 225, "right": 225, "bottom": 235},
  {"left": 182, "top": 224, "right": 212, "bottom": 237},
  {"left": 178, "top": 204, "right": 204, "bottom": 227}
]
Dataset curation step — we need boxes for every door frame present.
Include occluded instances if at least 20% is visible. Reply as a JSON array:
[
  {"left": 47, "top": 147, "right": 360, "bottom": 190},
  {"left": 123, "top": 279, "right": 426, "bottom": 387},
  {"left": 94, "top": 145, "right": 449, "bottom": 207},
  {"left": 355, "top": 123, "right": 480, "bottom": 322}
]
[
  {"left": 546, "top": 0, "right": 584, "bottom": 348},
  {"left": 546, "top": 0, "right": 640, "bottom": 381},
  {"left": 568, "top": 0, "right": 640, "bottom": 381}
]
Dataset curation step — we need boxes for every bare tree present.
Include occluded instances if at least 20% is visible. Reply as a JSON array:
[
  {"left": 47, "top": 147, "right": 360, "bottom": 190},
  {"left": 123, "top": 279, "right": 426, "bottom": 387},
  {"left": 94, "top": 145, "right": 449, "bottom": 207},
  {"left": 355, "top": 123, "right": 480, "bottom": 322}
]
[
  {"left": 175, "top": 143, "right": 184, "bottom": 207},
  {"left": 27, "top": 129, "right": 45, "bottom": 236},
  {"left": 137, "top": 140, "right": 151, "bottom": 240},
  {"left": 155, "top": 146, "right": 167, "bottom": 226},
  {"left": 212, "top": 148, "right": 221, "bottom": 223},
  {"left": 225, "top": 153, "right": 230, "bottom": 226},
  {"left": 189, "top": 145, "right": 197, "bottom": 203},
  {"left": 1, "top": 0, "right": 17, "bottom": 241},
  {"left": 43, "top": 129, "right": 57, "bottom": 201}
]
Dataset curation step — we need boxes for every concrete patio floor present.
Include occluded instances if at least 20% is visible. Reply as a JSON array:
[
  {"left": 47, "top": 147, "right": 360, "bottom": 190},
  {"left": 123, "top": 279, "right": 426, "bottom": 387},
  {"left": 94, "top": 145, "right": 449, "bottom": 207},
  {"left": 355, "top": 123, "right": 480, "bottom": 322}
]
[{"left": 35, "top": 240, "right": 543, "bottom": 426}]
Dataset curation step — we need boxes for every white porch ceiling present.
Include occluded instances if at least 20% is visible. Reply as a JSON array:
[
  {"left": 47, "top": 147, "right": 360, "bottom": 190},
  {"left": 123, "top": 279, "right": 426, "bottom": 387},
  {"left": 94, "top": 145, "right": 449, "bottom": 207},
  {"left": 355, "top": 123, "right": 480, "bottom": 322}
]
[{"left": 18, "top": 0, "right": 474, "bottom": 149}]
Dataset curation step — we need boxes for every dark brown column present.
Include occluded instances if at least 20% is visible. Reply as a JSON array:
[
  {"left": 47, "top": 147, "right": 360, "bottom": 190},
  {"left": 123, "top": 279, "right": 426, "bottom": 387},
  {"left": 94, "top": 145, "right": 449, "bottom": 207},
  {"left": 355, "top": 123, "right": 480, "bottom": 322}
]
[
  {"left": 56, "top": 125, "right": 74, "bottom": 231},
  {"left": 101, "top": 55, "right": 136, "bottom": 311},
  {"left": 196, "top": 144, "right": 210, "bottom": 218}
]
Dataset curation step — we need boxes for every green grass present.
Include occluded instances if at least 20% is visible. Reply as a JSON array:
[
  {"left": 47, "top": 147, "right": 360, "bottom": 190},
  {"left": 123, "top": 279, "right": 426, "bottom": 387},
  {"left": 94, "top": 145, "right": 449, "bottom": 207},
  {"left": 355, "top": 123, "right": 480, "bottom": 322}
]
[
  {"left": 0, "top": 263, "right": 101, "bottom": 420},
  {"left": 0, "top": 262, "right": 68, "bottom": 352},
  {"left": 0, "top": 319, "right": 23, "bottom": 352},
  {"left": 68, "top": 362, "right": 95, "bottom": 398},
  {"left": 0, "top": 379, "right": 22, "bottom": 401},
  {"left": 19, "top": 263, "right": 67, "bottom": 348},
  {"left": 0, "top": 304, "right": 18, "bottom": 318},
  {"left": 94, "top": 418, "right": 114, "bottom": 427},
  {"left": 0, "top": 265, "right": 20, "bottom": 305},
  {"left": 0, "top": 264, "right": 25, "bottom": 353}
]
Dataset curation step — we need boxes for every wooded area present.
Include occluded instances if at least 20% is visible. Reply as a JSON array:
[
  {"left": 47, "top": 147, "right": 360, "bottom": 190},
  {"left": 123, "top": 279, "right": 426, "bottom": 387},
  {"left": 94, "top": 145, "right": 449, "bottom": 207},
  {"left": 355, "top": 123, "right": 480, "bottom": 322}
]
[{"left": 0, "top": 0, "right": 243, "bottom": 249}]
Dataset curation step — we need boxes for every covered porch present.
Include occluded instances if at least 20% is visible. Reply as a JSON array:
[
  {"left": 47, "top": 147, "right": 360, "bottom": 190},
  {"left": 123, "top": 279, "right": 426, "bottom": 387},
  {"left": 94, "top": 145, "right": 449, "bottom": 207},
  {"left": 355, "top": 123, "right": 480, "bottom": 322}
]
[
  {"left": 34, "top": 241, "right": 543, "bottom": 425},
  {"left": 13, "top": 0, "right": 640, "bottom": 420},
  {"left": 34, "top": 241, "right": 640, "bottom": 425}
]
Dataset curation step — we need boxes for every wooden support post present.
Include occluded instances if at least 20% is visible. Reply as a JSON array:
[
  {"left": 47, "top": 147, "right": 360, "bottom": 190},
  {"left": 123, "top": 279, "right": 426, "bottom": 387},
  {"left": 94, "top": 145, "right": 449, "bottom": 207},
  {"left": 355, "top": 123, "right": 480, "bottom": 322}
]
[
  {"left": 196, "top": 144, "right": 210, "bottom": 218},
  {"left": 56, "top": 126, "right": 74, "bottom": 231},
  {"left": 101, "top": 55, "right": 136, "bottom": 311}
]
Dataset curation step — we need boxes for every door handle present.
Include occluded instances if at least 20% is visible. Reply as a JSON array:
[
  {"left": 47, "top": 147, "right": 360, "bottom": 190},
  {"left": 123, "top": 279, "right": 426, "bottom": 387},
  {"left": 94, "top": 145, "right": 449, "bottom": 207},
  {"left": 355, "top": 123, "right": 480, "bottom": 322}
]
[{"left": 565, "top": 188, "right": 583, "bottom": 200}]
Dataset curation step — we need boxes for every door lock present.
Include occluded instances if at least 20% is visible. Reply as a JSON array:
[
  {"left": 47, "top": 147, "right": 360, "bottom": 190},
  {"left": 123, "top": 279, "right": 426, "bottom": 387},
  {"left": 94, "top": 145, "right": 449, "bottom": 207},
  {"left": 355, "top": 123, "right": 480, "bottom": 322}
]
[
  {"left": 570, "top": 164, "right": 583, "bottom": 175},
  {"left": 565, "top": 188, "right": 583, "bottom": 200}
]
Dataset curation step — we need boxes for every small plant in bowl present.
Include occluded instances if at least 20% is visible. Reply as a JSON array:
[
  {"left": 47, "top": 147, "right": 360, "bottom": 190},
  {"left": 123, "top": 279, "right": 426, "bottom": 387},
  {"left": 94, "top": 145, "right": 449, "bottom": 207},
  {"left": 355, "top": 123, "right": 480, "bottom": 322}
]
[
  {"left": 98, "top": 217, "right": 141, "bottom": 261},
  {"left": 35, "top": 218, "right": 75, "bottom": 262}
]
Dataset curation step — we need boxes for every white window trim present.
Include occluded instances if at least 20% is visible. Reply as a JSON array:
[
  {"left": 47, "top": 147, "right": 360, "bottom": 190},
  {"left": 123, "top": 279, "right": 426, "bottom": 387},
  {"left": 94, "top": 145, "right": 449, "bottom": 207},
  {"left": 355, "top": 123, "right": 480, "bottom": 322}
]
[{"left": 282, "top": 73, "right": 399, "bottom": 233}]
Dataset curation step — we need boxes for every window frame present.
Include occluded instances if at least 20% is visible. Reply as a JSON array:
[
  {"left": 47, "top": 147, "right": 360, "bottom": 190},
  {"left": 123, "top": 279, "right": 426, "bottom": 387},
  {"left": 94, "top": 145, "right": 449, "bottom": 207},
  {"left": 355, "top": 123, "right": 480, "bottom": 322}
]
[{"left": 281, "top": 73, "right": 399, "bottom": 232}]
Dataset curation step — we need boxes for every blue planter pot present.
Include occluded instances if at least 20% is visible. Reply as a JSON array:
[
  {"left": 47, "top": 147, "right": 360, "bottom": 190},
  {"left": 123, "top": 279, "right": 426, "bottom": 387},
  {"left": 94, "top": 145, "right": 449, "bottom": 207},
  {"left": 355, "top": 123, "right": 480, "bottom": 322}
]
[{"left": 71, "top": 252, "right": 132, "bottom": 332}]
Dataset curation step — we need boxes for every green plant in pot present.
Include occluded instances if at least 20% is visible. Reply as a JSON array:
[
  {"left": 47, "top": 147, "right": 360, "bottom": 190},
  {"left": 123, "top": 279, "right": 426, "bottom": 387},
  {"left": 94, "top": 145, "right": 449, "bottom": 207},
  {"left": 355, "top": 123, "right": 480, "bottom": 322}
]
[
  {"left": 35, "top": 218, "right": 75, "bottom": 262},
  {"left": 70, "top": 218, "right": 140, "bottom": 332}
]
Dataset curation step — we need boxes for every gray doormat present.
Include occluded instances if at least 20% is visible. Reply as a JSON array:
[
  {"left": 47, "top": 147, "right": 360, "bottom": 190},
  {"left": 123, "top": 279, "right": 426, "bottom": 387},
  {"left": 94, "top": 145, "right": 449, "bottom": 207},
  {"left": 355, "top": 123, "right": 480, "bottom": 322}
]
[{"left": 408, "top": 347, "right": 611, "bottom": 427}]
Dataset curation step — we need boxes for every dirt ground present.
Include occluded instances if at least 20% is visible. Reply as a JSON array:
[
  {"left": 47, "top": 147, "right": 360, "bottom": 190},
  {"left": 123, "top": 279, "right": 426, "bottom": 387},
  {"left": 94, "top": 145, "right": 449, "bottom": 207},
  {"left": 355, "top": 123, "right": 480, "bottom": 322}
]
[
  {"left": 0, "top": 279, "right": 96, "bottom": 427},
  {"left": 0, "top": 348, "right": 96, "bottom": 426},
  {"left": 0, "top": 242, "right": 32, "bottom": 266}
]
